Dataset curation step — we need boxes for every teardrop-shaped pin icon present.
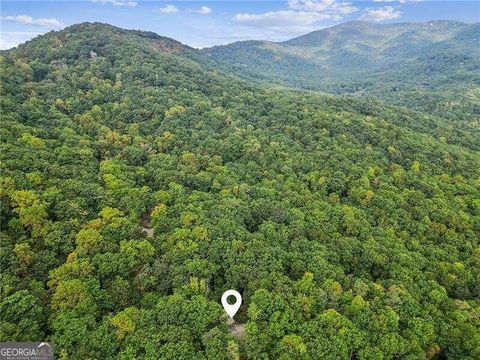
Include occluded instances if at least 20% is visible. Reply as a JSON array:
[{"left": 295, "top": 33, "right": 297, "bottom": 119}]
[{"left": 221, "top": 290, "right": 242, "bottom": 318}]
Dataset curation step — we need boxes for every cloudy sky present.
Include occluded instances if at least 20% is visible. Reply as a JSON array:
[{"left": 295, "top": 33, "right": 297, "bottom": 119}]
[{"left": 1, "top": 0, "right": 478, "bottom": 49}]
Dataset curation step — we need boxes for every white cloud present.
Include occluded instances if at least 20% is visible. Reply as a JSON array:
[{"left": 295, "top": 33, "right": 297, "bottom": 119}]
[
  {"left": 288, "top": 0, "right": 357, "bottom": 15},
  {"left": 0, "top": 15, "right": 63, "bottom": 28},
  {"left": 232, "top": 0, "right": 358, "bottom": 35},
  {"left": 234, "top": 10, "right": 333, "bottom": 30},
  {"left": 0, "top": 31, "right": 43, "bottom": 50},
  {"left": 196, "top": 6, "right": 212, "bottom": 15},
  {"left": 157, "top": 4, "right": 179, "bottom": 14},
  {"left": 157, "top": 4, "right": 212, "bottom": 16},
  {"left": 360, "top": 6, "right": 401, "bottom": 21},
  {"left": 187, "top": 6, "right": 212, "bottom": 15},
  {"left": 91, "top": 0, "right": 138, "bottom": 7},
  {"left": 184, "top": 23, "right": 305, "bottom": 48},
  {"left": 374, "top": 0, "right": 420, "bottom": 3}
]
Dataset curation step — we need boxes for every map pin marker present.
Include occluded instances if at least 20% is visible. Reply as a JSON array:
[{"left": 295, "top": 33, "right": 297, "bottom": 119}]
[{"left": 221, "top": 289, "right": 242, "bottom": 318}]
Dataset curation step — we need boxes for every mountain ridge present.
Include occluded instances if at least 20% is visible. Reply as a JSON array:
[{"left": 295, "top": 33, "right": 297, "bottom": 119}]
[
  {"left": 3, "top": 19, "right": 479, "bottom": 123},
  {"left": 282, "top": 20, "right": 471, "bottom": 46},
  {"left": 3, "top": 20, "right": 479, "bottom": 119},
  {"left": 4, "top": 20, "right": 476, "bottom": 53},
  {"left": 200, "top": 20, "right": 480, "bottom": 118}
]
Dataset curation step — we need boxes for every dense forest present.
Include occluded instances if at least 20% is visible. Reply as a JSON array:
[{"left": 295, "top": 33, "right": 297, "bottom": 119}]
[{"left": 1, "top": 22, "right": 479, "bottom": 359}]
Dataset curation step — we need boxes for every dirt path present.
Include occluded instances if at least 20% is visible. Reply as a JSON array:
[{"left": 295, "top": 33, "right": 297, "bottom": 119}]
[
  {"left": 141, "top": 211, "right": 154, "bottom": 238},
  {"left": 227, "top": 318, "right": 245, "bottom": 339}
]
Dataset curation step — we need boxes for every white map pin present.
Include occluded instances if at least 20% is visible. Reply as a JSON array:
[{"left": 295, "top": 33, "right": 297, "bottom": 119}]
[{"left": 221, "top": 289, "right": 242, "bottom": 318}]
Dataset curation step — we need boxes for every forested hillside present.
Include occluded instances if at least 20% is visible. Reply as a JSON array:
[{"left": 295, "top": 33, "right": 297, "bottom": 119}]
[
  {"left": 203, "top": 21, "right": 480, "bottom": 119},
  {"left": 1, "top": 22, "right": 479, "bottom": 359}
]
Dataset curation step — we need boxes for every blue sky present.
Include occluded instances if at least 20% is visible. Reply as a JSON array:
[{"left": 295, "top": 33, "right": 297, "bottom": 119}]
[{"left": 1, "top": 1, "right": 479, "bottom": 49}]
